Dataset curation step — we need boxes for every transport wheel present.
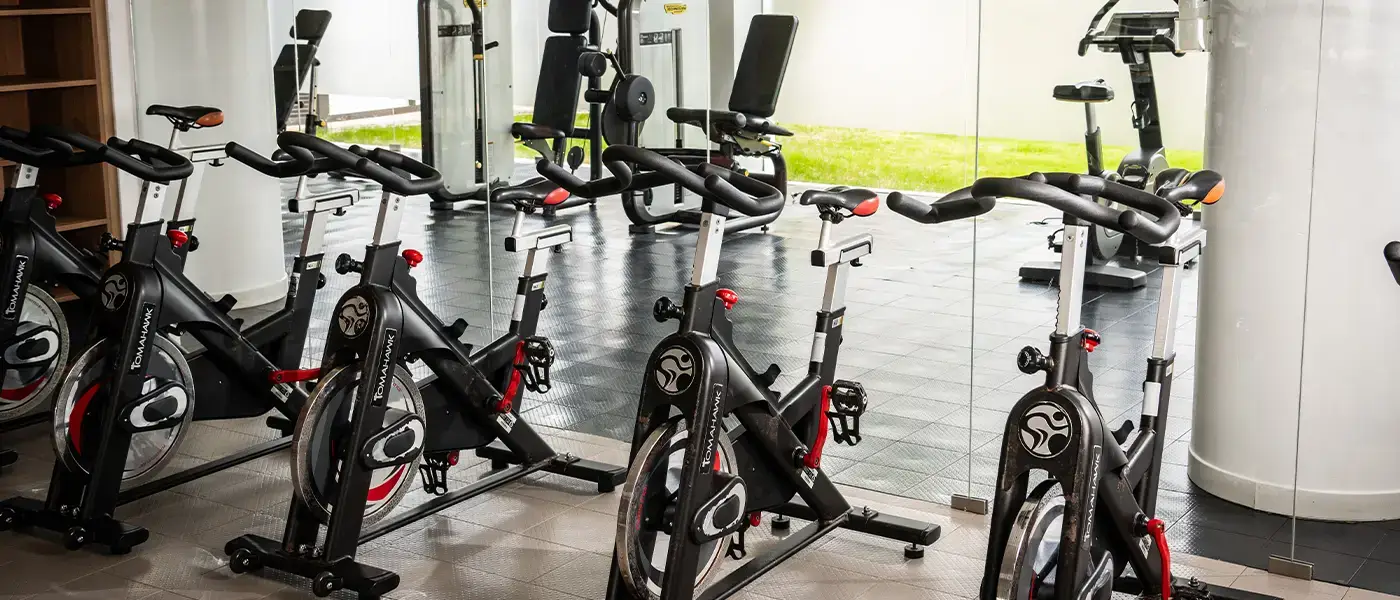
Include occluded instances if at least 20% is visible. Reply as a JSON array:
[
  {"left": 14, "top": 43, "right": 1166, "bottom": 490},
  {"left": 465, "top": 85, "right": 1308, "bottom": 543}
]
[
  {"left": 229, "top": 548, "right": 259, "bottom": 574},
  {"left": 291, "top": 364, "right": 424, "bottom": 527},
  {"left": 0, "top": 288, "right": 69, "bottom": 424},
  {"left": 52, "top": 335, "right": 193, "bottom": 487},
  {"left": 312, "top": 572, "right": 341, "bottom": 597},
  {"left": 616, "top": 418, "right": 738, "bottom": 600}
]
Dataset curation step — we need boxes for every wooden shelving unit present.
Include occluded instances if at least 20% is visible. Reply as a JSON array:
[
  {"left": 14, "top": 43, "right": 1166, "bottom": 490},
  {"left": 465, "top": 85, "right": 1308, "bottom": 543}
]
[{"left": 0, "top": 0, "right": 117, "bottom": 303}]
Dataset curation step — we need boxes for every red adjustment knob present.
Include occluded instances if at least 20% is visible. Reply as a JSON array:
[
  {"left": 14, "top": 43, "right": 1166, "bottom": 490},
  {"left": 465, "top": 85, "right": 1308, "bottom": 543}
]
[
  {"left": 717, "top": 288, "right": 739, "bottom": 310},
  {"left": 167, "top": 229, "right": 189, "bottom": 249},
  {"left": 1082, "top": 329, "right": 1102, "bottom": 353},
  {"left": 403, "top": 249, "right": 424, "bottom": 268},
  {"left": 42, "top": 193, "right": 63, "bottom": 211},
  {"left": 748, "top": 512, "right": 762, "bottom": 527}
]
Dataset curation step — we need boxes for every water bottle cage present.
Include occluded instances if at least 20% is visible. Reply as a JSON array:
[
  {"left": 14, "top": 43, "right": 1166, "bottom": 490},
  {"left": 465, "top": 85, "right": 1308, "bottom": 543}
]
[
  {"left": 418, "top": 450, "right": 459, "bottom": 496},
  {"left": 826, "top": 381, "right": 868, "bottom": 447},
  {"left": 515, "top": 336, "right": 555, "bottom": 393}
]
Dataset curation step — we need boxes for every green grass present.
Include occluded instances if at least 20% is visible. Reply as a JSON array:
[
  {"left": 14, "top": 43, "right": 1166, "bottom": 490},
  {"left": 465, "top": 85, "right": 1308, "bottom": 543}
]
[{"left": 325, "top": 119, "right": 1203, "bottom": 193}]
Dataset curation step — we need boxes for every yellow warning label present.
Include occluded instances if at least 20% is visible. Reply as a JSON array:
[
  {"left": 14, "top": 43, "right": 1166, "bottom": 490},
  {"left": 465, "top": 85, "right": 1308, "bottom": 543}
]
[
  {"left": 467, "top": 0, "right": 485, "bottom": 8},
  {"left": 664, "top": 3, "right": 687, "bottom": 14}
]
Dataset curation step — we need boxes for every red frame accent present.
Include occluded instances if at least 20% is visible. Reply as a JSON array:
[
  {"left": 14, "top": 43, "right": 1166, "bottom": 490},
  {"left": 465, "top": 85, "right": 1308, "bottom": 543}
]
[
  {"left": 402, "top": 249, "right": 424, "bottom": 268},
  {"left": 0, "top": 376, "right": 46, "bottom": 400},
  {"left": 269, "top": 368, "right": 322, "bottom": 385},
  {"left": 748, "top": 512, "right": 762, "bottom": 527},
  {"left": 497, "top": 341, "right": 527, "bottom": 413},
  {"left": 68, "top": 382, "right": 104, "bottom": 454},
  {"left": 1147, "top": 518, "right": 1172, "bottom": 600},
  {"left": 803, "top": 385, "right": 832, "bottom": 469}
]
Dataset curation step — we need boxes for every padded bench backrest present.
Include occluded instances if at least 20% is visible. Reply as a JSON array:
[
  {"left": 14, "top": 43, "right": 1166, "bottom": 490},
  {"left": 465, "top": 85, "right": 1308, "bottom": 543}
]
[
  {"left": 531, "top": 35, "right": 588, "bottom": 134},
  {"left": 729, "top": 15, "right": 799, "bottom": 119}
]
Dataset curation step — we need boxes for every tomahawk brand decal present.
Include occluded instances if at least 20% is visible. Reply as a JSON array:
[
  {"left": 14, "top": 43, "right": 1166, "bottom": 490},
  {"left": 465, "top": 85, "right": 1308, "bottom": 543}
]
[
  {"left": 371, "top": 329, "right": 398, "bottom": 404},
  {"left": 1084, "top": 445, "right": 1101, "bottom": 546},
  {"left": 3, "top": 255, "right": 29, "bottom": 319},
  {"left": 700, "top": 383, "right": 724, "bottom": 470},
  {"left": 129, "top": 303, "right": 157, "bottom": 373}
]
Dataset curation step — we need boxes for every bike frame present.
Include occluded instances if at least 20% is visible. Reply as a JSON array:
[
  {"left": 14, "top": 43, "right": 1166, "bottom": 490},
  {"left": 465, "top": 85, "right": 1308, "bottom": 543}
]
[
  {"left": 227, "top": 185, "right": 625, "bottom": 598},
  {"left": 607, "top": 202, "right": 936, "bottom": 600},
  {"left": 0, "top": 139, "right": 352, "bottom": 552},
  {"left": 0, "top": 159, "right": 103, "bottom": 434},
  {"left": 983, "top": 221, "right": 1206, "bottom": 600}
]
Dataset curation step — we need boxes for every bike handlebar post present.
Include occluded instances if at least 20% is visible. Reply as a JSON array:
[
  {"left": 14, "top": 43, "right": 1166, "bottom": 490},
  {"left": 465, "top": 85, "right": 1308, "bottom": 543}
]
[
  {"left": 1056, "top": 223, "right": 1090, "bottom": 338},
  {"left": 133, "top": 180, "right": 172, "bottom": 226},
  {"left": 10, "top": 162, "right": 38, "bottom": 189},
  {"left": 372, "top": 189, "right": 407, "bottom": 246},
  {"left": 690, "top": 211, "right": 726, "bottom": 287}
]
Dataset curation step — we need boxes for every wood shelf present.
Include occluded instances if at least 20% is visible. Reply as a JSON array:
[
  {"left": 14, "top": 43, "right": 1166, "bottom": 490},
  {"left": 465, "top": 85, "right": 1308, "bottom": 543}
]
[
  {"left": 52, "top": 285, "right": 77, "bottom": 303},
  {"left": 0, "top": 159, "right": 13, "bottom": 168},
  {"left": 0, "top": 76, "right": 98, "bottom": 93},
  {"left": 55, "top": 216, "right": 105, "bottom": 232},
  {"left": 0, "top": 7, "right": 91, "bottom": 16}
]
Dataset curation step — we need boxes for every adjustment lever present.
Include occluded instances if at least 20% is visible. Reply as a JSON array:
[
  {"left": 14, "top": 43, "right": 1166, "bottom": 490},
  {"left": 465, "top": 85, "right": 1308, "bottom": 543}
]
[
  {"left": 653, "top": 297, "right": 684, "bottom": 323},
  {"left": 516, "top": 336, "right": 555, "bottom": 393},
  {"left": 827, "top": 380, "right": 868, "bottom": 446},
  {"left": 335, "top": 253, "right": 363, "bottom": 275},
  {"left": 99, "top": 232, "right": 124, "bottom": 253},
  {"left": 1017, "top": 346, "right": 1051, "bottom": 374},
  {"left": 213, "top": 294, "right": 237, "bottom": 313}
]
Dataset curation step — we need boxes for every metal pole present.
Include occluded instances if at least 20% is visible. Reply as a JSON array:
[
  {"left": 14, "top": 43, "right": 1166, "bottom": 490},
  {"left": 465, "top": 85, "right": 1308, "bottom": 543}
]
[{"left": 417, "top": 0, "right": 436, "bottom": 167}]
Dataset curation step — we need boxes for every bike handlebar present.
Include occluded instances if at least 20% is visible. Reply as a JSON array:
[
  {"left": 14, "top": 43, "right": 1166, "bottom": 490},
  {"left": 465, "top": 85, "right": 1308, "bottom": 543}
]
[
  {"left": 225, "top": 142, "right": 323, "bottom": 178},
  {"left": 103, "top": 137, "right": 196, "bottom": 183},
  {"left": 887, "top": 186, "right": 997, "bottom": 224},
  {"left": 275, "top": 132, "right": 443, "bottom": 196},
  {"left": 971, "top": 173, "right": 1181, "bottom": 244},
  {"left": 603, "top": 145, "right": 784, "bottom": 216}
]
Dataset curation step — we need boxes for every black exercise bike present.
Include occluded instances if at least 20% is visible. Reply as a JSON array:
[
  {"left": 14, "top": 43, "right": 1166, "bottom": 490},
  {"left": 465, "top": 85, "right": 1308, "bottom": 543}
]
[
  {"left": 961, "top": 172, "right": 1248, "bottom": 600},
  {"left": 0, "top": 128, "right": 354, "bottom": 554},
  {"left": 224, "top": 133, "right": 626, "bottom": 599},
  {"left": 0, "top": 128, "right": 108, "bottom": 467},
  {"left": 537, "top": 144, "right": 994, "bottom": 599}
]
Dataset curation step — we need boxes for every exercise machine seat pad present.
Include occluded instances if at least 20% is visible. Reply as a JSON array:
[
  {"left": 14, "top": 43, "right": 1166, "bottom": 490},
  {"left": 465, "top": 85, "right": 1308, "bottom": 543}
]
[
  {"left": 530, "top": 35, "right": 588, "bottom": 134},
  {"left": 511, "top": 122, "right": 567, "bottom": 142},
  {"left": 728, "top": 15, "right": 799, "bottom": 118},
  {"left": 800, "top": 186, "right": 880, "bottom": 217},
  {"left": 1053, "top": 80, "right": 1115, "bottom": 103},
  {"left": 548, "top": 0, "right": 592, "bottom": 35},
  {"left": 146, "top": 104, "right": 225, "bottom": 128}
]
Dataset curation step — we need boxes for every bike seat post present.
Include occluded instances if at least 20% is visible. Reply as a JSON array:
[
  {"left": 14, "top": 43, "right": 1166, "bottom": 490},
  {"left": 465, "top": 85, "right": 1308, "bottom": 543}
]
[
  {"left": 371, "top": 187, "right": 406, "bottom": 248},
  {"left": 691, "top": 209, "right": 726, "bottom": 288},
  {"left": 9, "top": 161, "right": 37, "bottom": 190}
]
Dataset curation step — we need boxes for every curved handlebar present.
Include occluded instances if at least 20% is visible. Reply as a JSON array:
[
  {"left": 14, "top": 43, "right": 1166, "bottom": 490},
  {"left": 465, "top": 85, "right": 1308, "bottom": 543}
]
[
  {"left": 225, "top": 142, "right": 320, "bottom": 178},
  {"left": 275, "top": 132, "right": 443, "bottom": 196},
  {"left": 535, "top": 156, "right": 636, "bottom": 198},
  {"left": 602, "top": 145, "right": 784, "bottom": 217},
  {"left": 887, "top": 187, "right": 997, "bottom": 224},
  {"left": 31, "top": 125, "right": 192, "bottom": 182},
  {"left": 104, "top": 137, "right": 196, "bottom": 182},
  {"left": 971, "top": 173, "right": 1180, "bottom": 244}
]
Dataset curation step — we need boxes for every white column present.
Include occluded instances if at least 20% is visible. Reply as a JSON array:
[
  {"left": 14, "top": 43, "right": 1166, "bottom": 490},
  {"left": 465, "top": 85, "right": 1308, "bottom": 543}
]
[
  {"left": 1192, "top": 0, "right": 1400, "bottom": 520},
  {"left": 129, "top": 0, "right": 287, "bottom": 306}
]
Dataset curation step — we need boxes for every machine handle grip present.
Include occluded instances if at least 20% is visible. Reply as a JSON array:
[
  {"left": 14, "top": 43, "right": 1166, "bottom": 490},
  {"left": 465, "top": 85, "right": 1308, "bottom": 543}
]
[
  {"left": 1057, "top": 175, "right": 1182, "bottom": 244},
  {"left": 971, "top": 175, "right": 1128, "bottom": 233},
  {"left": 225, "top": 142, "right": 317, "bottom": 178},
  {"left": 887, "top": 187, "right": 997, "bottom": 224},
  {"left": 699, "top": 164, "right": 784, "bottom": 217},
  {"left": 534, "top": 156, "right": 635, "bottom": 197},
  {"left": 103, "top": 136, "right": 195, "bottom": 182}
]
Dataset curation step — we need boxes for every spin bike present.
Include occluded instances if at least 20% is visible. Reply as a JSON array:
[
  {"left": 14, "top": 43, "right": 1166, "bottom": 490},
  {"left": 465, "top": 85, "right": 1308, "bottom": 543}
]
[
  {"left": 1020, "top": 0, "right": 1196, "bottom": 290},
  {"left": 0, "top": 129, "right": 355, "bottom": 554},
  {"left": 224, "top": 134, "right": 626, "bottom": 599},
  {"left": 966, "top": 172, "right": 1240, "bottom": 600},
  {"left": 0, "top": 107, "right": 226, "bottom": 464},
  {"left": 0, "top": 128, "right": 109, "bottom": 466},
  {"left": 537, "top": 145, "right": 987, "bottom": 600}
]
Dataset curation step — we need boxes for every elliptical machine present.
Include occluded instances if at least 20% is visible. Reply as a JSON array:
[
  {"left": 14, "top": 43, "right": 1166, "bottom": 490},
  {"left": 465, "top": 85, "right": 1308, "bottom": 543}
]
[
  {"left": 224, "top": 133, "right": 625, "bottom": 599},
  {"left": 967, "top": 172, "right": 1235, "bottom": 600},
  {"left": 0, "top": 129, "right": 354, "bottom": 554},
  {"left": 537, "top": 145, "right": 992, "bottom": 599},
  {"left": 1020, "top": 0, "right": 1203, "bottom": 290},
  {"left": 0, "top": 128, "right": 110, "bottom": 466}
]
